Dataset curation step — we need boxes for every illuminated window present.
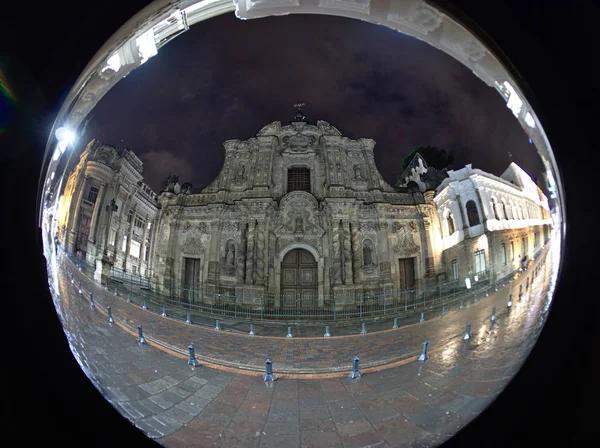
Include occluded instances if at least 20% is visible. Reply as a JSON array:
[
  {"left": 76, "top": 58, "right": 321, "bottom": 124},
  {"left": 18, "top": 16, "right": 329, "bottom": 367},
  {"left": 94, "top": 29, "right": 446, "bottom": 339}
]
[
  {"left": 446, "top": 212, "right": 455, "bottom": 235},
  {"left": 87, "top": 186, "right": 99, "bottom": 204},
  {"left": 287, "top": 167, "right": 311, "bottom": 193},
  {"left": 465, "top": 200, "right": 481, "bottom": 227},
  {"left": 451, "top": 259, "right": 458, "bottom": 280},
  {"left": 122, "top": 235, "right": 127, "bottom": 252},
  {"left": 501, "top": 243, "right": 507, "bottom": 265},
  {"left": 474, "top": 250, "right": 486, "bottom": 274},
  {"left": 131, "top": 240, "right": 141, "bottom": 258}
]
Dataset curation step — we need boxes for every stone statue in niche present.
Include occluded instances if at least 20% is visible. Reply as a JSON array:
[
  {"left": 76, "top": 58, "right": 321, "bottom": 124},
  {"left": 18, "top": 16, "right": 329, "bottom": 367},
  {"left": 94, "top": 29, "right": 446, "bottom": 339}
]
[
  {"left": 225, "top": 240, "right": 236, "bottom": 266},
  {"left": 354, "top": 165, "right": 364, "bottom": 180},
  {"left": 234, "top": 164, "right": 245, "bottom": 181},
  {"left": 363, "top": 239, "right": 374, "bottom": 266},
  {"left": 294, "top": 216, "right": 304, "bottom": 233},
  {"left": 336, "top": 163, "right": 342, "bottom": 172}
]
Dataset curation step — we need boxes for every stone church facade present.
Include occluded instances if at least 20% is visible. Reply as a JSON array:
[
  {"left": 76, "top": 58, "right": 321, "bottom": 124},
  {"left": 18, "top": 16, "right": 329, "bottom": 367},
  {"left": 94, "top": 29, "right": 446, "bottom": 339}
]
[{"left": 152, "top": 113, "right": 442, "bottom": 308}]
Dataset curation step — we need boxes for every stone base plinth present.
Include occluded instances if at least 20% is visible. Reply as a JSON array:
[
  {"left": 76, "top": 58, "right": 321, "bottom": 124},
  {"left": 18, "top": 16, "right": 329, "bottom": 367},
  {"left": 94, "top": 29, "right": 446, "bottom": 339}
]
[{"left": 94, "top": 259, "right": 112, "bottom": 284}]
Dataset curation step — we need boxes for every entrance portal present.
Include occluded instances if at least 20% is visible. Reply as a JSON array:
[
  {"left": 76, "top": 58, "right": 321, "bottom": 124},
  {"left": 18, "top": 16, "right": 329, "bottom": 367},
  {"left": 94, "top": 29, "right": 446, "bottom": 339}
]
[
  {"left": 182, "top": 257, "right": 201, "bottom": 304},
  {"left": 280, "top": 249, "right": 317, "bottom": 313}
]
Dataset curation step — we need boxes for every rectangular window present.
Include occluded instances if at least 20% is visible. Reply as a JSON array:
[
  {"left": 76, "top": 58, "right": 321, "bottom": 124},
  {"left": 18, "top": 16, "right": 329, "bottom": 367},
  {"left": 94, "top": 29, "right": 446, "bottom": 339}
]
[
  {"left": 534, "top": 232, "right": 540, "bottom": 248},
  {"left": 122, "top": 235, "right": 127, "bottom": 253},
  {"left": 145, "top": 244, "right": 150, "bottom": 261},
  {"left": 131, "top": 265, "right": 137, "bottom": 274},
  {"left": 287, "top": 167, "right": 311, "bottom": 193},
  {"left": 134, "top": 216, "right": 143, "bottom": 229},
  {"left": 501, "top": 243, "right": 507, "bottom": 265},
  {"left": 109, "top": 229, "right": 116, "bottom": 246},
  {"left": 87, "top": 186, "right": 99, "bottom": 204},
  {"left": 127, "top": 210, "right": 133, "bottom": 223},
  {"left": 522, "top": 237, "right": 526, "bottom": 256},
  {"left": 451, "top": 259, "right": 458, "bottom": 280},
  {"left": 474, "top": 250, "right": 486, "bottom": 274},
  {"left": 131, "top": 240, "right": 141, "bottom": 258}
]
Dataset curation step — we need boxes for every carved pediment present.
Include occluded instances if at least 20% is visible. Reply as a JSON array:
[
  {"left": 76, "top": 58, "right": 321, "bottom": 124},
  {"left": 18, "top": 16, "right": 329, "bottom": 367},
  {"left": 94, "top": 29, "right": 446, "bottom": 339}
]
[{"left": 392, "top": 221, "right": 420, "bottom": 254}]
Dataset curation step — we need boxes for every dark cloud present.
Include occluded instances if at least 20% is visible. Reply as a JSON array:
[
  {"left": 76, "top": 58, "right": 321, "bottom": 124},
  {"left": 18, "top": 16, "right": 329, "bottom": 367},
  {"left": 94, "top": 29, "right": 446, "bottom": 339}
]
[{"left": 83, "top": 12, "right": 542, "bottom": 193}]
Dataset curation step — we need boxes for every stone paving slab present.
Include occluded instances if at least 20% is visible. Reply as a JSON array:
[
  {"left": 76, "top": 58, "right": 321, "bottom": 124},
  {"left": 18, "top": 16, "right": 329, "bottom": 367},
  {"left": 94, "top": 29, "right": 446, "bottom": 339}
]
[
  {"left": 47, "top": 243, "right": 555, "bottom": 447},
  {"left": 62, "top": 250, "right": 548, "bottom": 375}
]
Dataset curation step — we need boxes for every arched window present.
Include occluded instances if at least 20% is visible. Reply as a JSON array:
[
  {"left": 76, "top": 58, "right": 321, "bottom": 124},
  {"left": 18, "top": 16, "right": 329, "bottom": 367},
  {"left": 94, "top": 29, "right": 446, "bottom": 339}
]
[
  {"left": 502, "top": 201, "right": 509, "bottom": 220},
  {"left": 491, "top": 197, "right": 500, "bottom": 220},
  {"left": 446, "top": 212, "right": 455, "bottom": 235},
  {"left": 465, "top": 200, "right": 481, "bottom": 227}
]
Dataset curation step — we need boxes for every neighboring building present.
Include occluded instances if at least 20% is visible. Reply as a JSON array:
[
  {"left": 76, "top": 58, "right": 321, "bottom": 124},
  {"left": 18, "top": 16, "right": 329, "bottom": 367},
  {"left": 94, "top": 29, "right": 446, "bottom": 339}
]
[
  {"left": 56, "top": 140, "right": 160, "bottom": 284},
  {"left": 432, "top": 162, "right": 551, "bottom": 285},
  {"left": 58, "top": 108, "right": 551, "bottom": 314}
]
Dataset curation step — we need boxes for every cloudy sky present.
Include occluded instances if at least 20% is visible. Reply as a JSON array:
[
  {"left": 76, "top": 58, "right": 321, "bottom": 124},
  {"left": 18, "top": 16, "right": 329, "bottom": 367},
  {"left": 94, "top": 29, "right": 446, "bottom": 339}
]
[{"left": 82, "top": 12, "right": 542, "bottom": 193}]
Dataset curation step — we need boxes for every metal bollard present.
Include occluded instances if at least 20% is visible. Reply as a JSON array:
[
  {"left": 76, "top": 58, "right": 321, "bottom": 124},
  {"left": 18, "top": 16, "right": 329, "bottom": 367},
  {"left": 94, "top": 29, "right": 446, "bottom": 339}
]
[
  {"left": 286, "top": 326, "right": 292, "bottom": 338},
  {"left": 392, "top": 318, "right": 398, "bottom": 329},
  {"left": 107, "top": 306, "right": 114, "bottom": 324},
  {"left": 215, "top": 320, "right": 221, "bottom": 331},
  {"left": 441, "top": 306, "right": 446, "bottom": 317},
  {"left": 263, "top": 359, "right": 276, "bottom": 381},
  {"left": 162, "top": 306, "right": 167, "bottom": 317},
  {"left": 137, "top": 325, "right": 146, "bottom": 345},
  {"left": 324, "top": 326, "right": 331, "bottom": 337},
  {"left": 348, "top": 356, "right": 361, "bottom": 379},
  {"left": 485, "top": 290, "right": 489, "bottom": 297},
  {"left": 490, "top": 306, "right": 497, "bottom": 323},
  {"left": 464, "top": 321, "right": 471, "bottom": 340},
  {"left": 90, "top": 293, "right": 95, "bottom": 309},
  {"left": 142, "top": 300, "right": 148, "bottom": 310},
  {"left": 508, "top": 294, "right": 513, "bottom": 308},
  {"left": 188, "top": 344, "right": 200, "bottom": 367},
  {"left": 459, "top": 300, "right": 464, "bottom": 309},
  {"left": 186, "top": 313, "right": 191, "bottom": 324},
  {"left": 126, "top": 294, "right": 131, "bottom": 303},
  {"left": 473, "top": 294, "right": 477, "bottom": 303},
  {"left": 78, "top": 280, "right": 82, "bottom": 295},
  {"left": 360, "top": 323, "right": 367, "bottom": 335},
  {"left": 249, "top": 323, "right": 255, "bottom": 336},
  {"left": 418, "top": 341, "right": 429, "bottom": 362},
  {"left": 420, "top": 312, "right": 425, "bottom": 323}
]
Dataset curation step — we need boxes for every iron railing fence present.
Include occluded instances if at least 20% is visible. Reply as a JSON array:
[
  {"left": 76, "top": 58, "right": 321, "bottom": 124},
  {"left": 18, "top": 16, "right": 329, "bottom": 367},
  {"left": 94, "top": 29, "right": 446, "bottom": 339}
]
[{"left": 63, "top": 244, "right": 546, "bottom": 323}]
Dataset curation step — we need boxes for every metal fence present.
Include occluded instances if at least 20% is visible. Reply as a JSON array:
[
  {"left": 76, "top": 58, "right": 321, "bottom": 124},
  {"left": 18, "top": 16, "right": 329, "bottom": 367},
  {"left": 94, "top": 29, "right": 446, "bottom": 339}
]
[{"left": 64, "top": 246, "right": 543, "bottom": 322}]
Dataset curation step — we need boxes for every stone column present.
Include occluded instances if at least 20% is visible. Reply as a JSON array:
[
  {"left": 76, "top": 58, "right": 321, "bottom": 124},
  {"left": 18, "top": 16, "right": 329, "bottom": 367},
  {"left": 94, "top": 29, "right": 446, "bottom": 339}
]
[
  {"left": 332, "top": 220, "right": 342, "bottom": 285},
  {"left": 245, "top": 221, "right": 256, "bottom": 284},
  {"left": 140, "top": 215, "right": 148, "bottom": 273},
  {"left": 124, "top": 208, "right": 136, "bottom": 271},
  {"left": 455, "top": 193, "right": 469, "bottom": 230},
  {"left": 351, "top": 222, "right": 361, "bottom": 284},
  {"left": 342, "top": 221, "right": 353, "bottom": 285},
  {"left": 147, "top": 219, "right": 157, "bottom": 275},
  {"left": 68, "top": 175, "right": 90, "bottom": 253},
  {"left": 255, "top": 221, "right": 266, "bottom": 286},
  {"left": 236, "top": 223, "right": 247, "bottom": 281},
  {"left": 88, "top": 182, "right": 106, "bottom": 244}
]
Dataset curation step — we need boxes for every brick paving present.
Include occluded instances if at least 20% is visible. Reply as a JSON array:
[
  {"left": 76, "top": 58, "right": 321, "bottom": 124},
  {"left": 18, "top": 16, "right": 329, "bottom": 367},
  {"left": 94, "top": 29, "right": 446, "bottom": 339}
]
[
  {"left": 61, "top": 247, "right": 549, "bottom": 375},
  {"left": 45, "top": 233, "right": 556, "bottom": 447}
]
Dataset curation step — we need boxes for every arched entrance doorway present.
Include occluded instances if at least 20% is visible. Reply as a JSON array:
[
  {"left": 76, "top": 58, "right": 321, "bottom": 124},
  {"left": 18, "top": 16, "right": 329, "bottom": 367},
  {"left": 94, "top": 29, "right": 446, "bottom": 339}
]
[{"left": 280, "top": 248, "right": 317, "bottom": 313}]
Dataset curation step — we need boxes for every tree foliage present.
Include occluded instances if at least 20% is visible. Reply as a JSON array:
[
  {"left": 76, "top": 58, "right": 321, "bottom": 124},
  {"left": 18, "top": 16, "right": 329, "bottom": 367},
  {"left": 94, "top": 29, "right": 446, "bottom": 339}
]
[{"left": 401, "top": 145, "right": 455, "bottom": 171}]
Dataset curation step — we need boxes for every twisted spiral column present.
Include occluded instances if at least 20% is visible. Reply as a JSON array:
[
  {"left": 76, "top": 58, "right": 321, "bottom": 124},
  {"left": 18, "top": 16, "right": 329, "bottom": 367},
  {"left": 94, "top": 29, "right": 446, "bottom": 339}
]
[
  {"left": 245, "top": 220, "right": 256, "bottom": 284},
  {"left": 342, "top": 222, "right": 353, "bottom": 285},
  {"left": 332, "top": 220, "right": 342, "bottom": 285},
  {"left": 236, "top": 223, "right": 247, "bottom": 281},
  {"left": 255, "top": 221, "right": 266, "bottom": 285},
  {"left": 351, "top": 222, "right": 361, "bottom": 284}
]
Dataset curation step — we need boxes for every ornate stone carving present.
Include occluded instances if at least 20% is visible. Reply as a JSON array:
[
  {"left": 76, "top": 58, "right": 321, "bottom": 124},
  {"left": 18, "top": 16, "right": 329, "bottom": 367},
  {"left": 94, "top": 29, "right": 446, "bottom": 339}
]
[
  {"left": 179, "top": 224, "right": 209, "bottom": 255},
  {"left": 94, "top": 145, "right": 118, "bottom": 165},
  {"left": 274, "top": 192, "right": 325, "bottom": 238},
  {"left": 392, "top": 222, "right": 420, "bottom": 254},
  {"left": 317, "top": 120, "right": 342, "bottom": 136},
  {"left": 256, "top": 121, "right": 282, "bottom": 136},
  {"left": 281, "top": 133, "right": 317, "bottom": 153}
]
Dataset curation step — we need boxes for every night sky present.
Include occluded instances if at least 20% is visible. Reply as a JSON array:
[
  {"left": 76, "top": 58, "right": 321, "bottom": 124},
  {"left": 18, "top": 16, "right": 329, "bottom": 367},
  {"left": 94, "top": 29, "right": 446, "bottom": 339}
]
[{"left": 81, "top": 12, "right": 542, "bottom": 194}]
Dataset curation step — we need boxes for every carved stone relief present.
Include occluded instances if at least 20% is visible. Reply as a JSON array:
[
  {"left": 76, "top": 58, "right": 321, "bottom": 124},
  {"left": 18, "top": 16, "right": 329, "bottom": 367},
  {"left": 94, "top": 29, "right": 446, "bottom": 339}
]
[{"left": 391, "top": 221, "right": 420, "bottom": 255}]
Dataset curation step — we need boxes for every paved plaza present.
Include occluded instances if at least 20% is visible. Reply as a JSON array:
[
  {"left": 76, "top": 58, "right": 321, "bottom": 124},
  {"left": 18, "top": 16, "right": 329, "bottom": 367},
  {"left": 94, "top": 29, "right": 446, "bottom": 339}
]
[{"left": 48, "top": 245, "right": 554, "bottom": 447}]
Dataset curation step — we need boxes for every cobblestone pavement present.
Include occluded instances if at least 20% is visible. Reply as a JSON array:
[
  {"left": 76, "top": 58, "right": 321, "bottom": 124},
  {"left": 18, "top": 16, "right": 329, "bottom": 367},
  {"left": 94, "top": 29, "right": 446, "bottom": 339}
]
[
  {"left": 45, "top": 238, "right": 556, "bottom": 447},
  {"left": 60, "top": 246, "right": 550, "bottom": 374}
]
